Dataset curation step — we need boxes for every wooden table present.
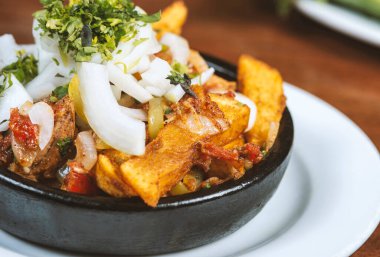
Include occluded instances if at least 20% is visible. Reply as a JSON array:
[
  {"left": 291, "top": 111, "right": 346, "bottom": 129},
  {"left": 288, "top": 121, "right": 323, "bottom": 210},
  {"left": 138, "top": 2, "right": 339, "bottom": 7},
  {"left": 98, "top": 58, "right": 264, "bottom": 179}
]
[{"left": 0, "top": 0, "right": 379, "bottom": 255}]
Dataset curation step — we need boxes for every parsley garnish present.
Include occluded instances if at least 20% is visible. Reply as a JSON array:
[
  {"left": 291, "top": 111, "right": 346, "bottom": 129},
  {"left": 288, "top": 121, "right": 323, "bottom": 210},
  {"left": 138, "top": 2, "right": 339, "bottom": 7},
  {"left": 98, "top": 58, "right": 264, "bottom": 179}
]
[
  {"left": 1, "top": 50, "right": 38, "bottom": 85},
  {"left": 34, "top": 0, "right": 161, "bottom": 62},
  {"left": 57, "top": 137, "right": 73, "bottom": 156},
  {"left": 50, "top": 84, "right": 68, "bottom": 102},
  {"left": 167, "top": 71, "right": 197, "bottom": 98},
  {"left": 0, "top": 73, "right": 13, "bottom": 97}
]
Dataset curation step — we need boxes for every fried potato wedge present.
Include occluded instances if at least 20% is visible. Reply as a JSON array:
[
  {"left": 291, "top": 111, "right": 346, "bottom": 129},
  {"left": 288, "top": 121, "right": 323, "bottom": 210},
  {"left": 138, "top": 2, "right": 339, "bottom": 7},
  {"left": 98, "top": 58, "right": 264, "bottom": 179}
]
[
  {"left": 96, "top": 154, "right": 137, "bottom": 197},
  {"left": 120, "top": 124, "right": 200, "bottom": 207},
  {"left": 153, "top": 1, "right": 188, "bottom": 38},
  {"left": 209, "top": 94, "right": 250, "bottom": 146},
  {"left": 224, "top": 135, "right": 245, "bottom": 150},
  {"left": 204, "top": 75, "right": 237, "bottom": 93},
  {"left": 188, "top": 50, "right": 209, "bottom": 73},
  {"left": 238, "top": 55, "right": 286, "bottom": 150}
]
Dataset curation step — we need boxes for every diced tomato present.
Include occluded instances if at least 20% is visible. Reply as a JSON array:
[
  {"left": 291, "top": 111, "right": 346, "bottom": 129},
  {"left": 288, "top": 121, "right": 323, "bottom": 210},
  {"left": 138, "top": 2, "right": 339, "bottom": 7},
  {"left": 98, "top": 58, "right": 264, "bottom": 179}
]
[
  {"left": 64, "top": 170, "right": 98, "bottom": 196},
  {"left": 201, "top": 143, "right": 239, "bottom": 161},
  {"left": 9, "top": 109, "right": 38, "bottom": 149},
  {"left": 244, "top": 143, "right": 262, "bottom": 164}
]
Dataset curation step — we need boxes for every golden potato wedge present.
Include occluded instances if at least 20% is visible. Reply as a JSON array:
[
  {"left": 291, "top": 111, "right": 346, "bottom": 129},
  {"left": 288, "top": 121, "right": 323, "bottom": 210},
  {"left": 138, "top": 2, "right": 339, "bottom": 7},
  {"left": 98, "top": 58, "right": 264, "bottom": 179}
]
[
  {"left": 204, "top": 75, "right": 237, "bottom": 93},
  {"left": 188, "top": 50, "right": 209, "bottom": 73},
  {"left": 153, "top": 1, "right": 188, "bottom": 38},
  {"left": 209, "top": 94, "right": 250, "bottom": 146},
  {"left": 238, "top": 55, "right": 286, "bottom": 150},
  {"left": 224, "top": 135, "right": 245, "bottom": 150},
  {"left": 96, "top": 154, "right": 137, "bottom": 198},
  {"left": 120, "top": 124, "right": 200, "bottom": 207}
]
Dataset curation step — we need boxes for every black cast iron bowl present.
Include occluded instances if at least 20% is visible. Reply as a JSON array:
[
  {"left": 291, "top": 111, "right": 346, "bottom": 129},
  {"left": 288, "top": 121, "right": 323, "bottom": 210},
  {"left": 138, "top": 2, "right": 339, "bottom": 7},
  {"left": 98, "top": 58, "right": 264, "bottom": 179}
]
[{"left": 0, "top": 54, "right": 294, "bottom": 256}]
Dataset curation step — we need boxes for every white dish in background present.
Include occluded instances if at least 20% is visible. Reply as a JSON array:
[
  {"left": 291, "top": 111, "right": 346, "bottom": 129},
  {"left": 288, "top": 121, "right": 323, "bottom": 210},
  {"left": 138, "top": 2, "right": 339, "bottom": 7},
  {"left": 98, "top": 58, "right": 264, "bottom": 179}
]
[
  {"left": 295, "top": 0, "right": 380, "bottom": 47},
  {"left": 0, "top": 83, "right": 379, "bottom": 257}
]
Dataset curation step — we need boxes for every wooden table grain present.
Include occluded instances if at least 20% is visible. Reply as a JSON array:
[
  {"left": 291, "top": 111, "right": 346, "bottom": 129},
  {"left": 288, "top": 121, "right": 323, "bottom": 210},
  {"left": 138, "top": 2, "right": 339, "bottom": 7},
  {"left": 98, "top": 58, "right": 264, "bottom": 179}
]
[{"left": 0, "top": 0, "right": 379, "bottom": 256}]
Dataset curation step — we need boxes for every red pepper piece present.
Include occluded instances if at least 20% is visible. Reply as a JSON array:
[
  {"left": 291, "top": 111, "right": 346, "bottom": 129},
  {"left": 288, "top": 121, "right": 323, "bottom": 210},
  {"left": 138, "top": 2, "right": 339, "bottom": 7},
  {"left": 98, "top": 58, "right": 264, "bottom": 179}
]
[{"left": 64, "top": 170, "right": 98, "bottom": 196}]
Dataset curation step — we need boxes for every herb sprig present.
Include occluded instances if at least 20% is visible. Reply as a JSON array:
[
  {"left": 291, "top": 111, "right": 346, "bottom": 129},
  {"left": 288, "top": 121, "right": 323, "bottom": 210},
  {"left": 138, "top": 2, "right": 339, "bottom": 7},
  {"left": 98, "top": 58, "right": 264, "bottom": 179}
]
[
  {"left": 57, "top": 137, "right": 73, "bottom": 156},
  {"left": 0, "top": 50, "right": 38, "bottom": 96},
  {"left": 167, "top": 71, "right": 197, "bottom": 98},
  {"left": 34, "top": 0, "right": 161, "bottom": 62}
]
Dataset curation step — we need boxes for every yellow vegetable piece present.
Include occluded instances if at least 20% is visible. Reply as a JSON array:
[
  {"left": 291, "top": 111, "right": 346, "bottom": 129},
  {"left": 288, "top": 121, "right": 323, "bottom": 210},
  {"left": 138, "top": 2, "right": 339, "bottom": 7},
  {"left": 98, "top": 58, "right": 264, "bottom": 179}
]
[
  {"left": 148, "top": 98, "right": 164, "bottom": 140},
  {"left": 68, "top": 74, "right": 87, "bottom": 123},
  {"left": 170, "top": 182, "right": 191, "bottom": 196},
  {"left": 238, "top": 55, "right": 286, "bottom": 150},
  {"left": 153, "top": 1, "right": 188, "bottom": 38}
]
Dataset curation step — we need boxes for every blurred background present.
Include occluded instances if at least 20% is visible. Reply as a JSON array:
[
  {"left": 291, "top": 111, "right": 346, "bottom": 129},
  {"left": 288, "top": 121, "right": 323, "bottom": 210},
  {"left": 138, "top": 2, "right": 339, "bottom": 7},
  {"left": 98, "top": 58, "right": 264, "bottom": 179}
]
[{"left": 0, "top": 0, "right": 379, "bottom": 255}]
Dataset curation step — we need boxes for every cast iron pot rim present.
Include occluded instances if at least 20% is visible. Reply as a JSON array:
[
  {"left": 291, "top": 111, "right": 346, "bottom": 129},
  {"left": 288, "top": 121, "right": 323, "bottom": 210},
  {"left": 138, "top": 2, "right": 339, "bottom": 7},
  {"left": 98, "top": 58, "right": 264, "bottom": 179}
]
[{"left": 0, "top": 54, "right": 294, "bottom": 212}]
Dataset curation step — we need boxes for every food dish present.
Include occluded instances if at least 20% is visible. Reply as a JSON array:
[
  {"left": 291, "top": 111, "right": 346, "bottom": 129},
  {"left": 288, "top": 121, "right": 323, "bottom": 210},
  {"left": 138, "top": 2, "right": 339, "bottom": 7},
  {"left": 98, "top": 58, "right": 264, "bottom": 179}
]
[
  {"left": 0, "top": 55, "right": 293, "bottom": 255},
  {"left": 295, "top": 0, "right": 380, "bottom": 47},
  {"left": 0, "top": 0, "right": 287, "bottom": 207},
  {"left": 0, "top": 83, "right": 379, "bottom": 257}
]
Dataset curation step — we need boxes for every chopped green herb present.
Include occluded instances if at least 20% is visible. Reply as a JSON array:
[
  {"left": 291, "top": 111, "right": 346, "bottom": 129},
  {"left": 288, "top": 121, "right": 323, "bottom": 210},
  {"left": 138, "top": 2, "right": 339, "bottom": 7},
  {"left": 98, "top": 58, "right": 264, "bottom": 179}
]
[
  {"left": 50, "top": 84, "right": 68, "bottom": 102},
  {"left": 172, "top": 61, "right": 188, "bottom": 74},
  {"left": 1, "top": 51, "right": 38, "bottom": 85},
  {"left": 167, "top": 70, "right": 197, "bottom": 98},
  {"left": 55, "top": 73, "right": 64, "bottom": 78},
  {"left": 57, "top": 137, "right": 73, "bottom": 156},
  {"left": 138, "top": 11, "right": 161, "bottom": 23},
  {"left": 205, "top": 182, "right": 211, "bottom": 189},
  {"left": 52, "top": 57, "right": 60, "bottom": 66},
  {"left": 34, "top": 0, "right": 161, "bottom": 62},
  {"left": 0, "top": 73, "right": 13, "bottom": 97},
  {"left": 164, "top": 107, "right": 173, "bottom": 115}
]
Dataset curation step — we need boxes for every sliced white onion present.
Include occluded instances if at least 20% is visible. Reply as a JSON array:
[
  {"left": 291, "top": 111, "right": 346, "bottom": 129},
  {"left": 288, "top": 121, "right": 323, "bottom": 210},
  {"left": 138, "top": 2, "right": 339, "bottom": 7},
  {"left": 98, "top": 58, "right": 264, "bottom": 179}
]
[
  {"left": 127, "top": 55, "right": 151, "bottom": 74},
  {"left": 28, "top": 102, "right": 54, "bottom": 150},
  {"left": 143, "top": 85, "right": 167, "bottom": 97},
  {"left": 26, "top": 63, "right": 70, "bottom": 101},
  {"left": 138, "top": 79, "right": 167, "bottom": 97},
  {"left": 107, "top": 62, "right": 153, "bottom": 103},
  {"left": 74, "top": 131, "right": 98, "bottom": 171},
  {"left": 191, "top": 68, "right": 215, "bottom": 86},
  {"left": 78, "top": 62, "right": 146, "bottom": 155},
  {"left": 18, "top": 44, "right": 37, "bottom": 56},
  {"left": 111, "top": 85, "right": 122, "bottom": 101},
  {"left": 140, "top": 57, "right": 172, "bottom": 91},
  {"left": 0, "top": 75, "right": 33, "bottom": 131},
  {"left": 112, "top": 23, "right": 161, "bottom": 74},
  {"left": 160, "top": 33, "right": 190, "bottom": 65},
  {"left": 119, "top": 106, "right": 147, "bottom": 121},
  {"left": 165, "top": 84, "right": 186, "bottom": 103},
  {"left": 235, "top": 93, "right": 257, "bottom": 132},
  {"left": 0, "top": 34, "right": 18, "bottom": 69}
]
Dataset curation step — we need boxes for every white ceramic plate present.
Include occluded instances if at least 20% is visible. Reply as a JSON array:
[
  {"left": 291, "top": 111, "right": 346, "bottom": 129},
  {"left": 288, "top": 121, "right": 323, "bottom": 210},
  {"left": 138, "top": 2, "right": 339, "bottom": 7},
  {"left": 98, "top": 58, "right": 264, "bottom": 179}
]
[
  {"left": 0, "top": 84, "right": 379, "bottom": 257},
  {"left": 295, "top": 0, "right": 380, "bottom": 47}
]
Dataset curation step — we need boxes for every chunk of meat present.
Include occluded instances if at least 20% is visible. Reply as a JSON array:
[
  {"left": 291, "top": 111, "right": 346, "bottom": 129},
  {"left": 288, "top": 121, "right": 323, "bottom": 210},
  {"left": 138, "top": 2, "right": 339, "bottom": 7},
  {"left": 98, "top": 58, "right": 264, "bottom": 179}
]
[
  {"left": 0, "top": 133, "right": 13, "bottom": 168},
  {"left": 30, "top": 96, "right": 76, "bottom": 178}
]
